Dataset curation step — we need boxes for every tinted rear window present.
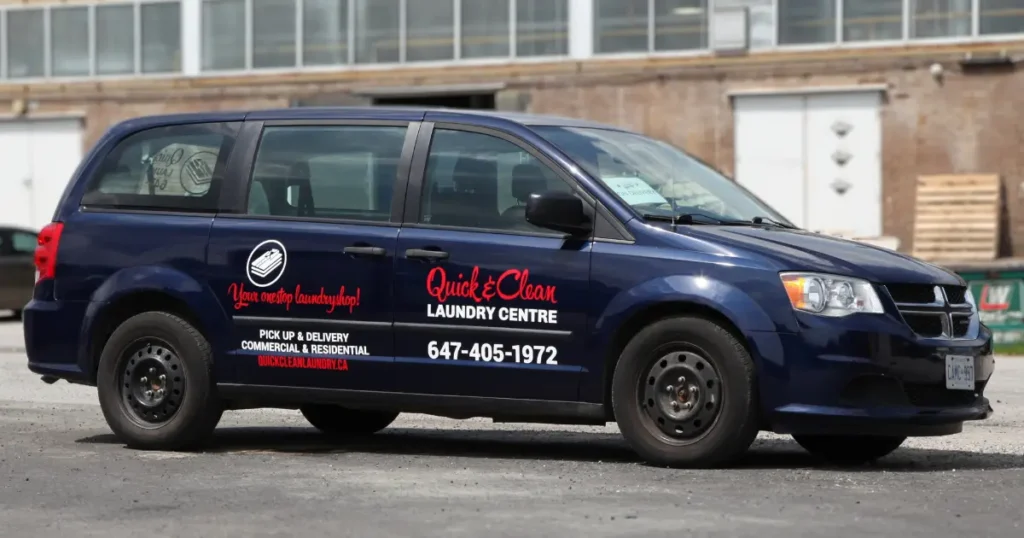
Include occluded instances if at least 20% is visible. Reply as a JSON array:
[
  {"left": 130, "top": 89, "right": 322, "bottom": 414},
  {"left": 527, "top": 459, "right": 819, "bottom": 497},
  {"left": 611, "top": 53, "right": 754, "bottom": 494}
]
[{"left": 80, "top": 122, "right": 240, "bottom": 212}]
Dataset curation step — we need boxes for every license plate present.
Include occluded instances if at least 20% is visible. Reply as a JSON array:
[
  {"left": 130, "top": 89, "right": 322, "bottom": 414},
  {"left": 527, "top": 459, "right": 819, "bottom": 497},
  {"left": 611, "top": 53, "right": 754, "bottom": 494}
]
[{"left": 945, "top": 355, "right": 975, "bottom": 391}]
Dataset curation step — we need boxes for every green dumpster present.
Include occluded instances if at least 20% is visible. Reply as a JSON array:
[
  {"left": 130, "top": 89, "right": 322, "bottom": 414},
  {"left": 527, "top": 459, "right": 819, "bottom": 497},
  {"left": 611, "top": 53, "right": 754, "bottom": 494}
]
[{"left": 945, "top": 260, "right": 1024, "bottom": 354}]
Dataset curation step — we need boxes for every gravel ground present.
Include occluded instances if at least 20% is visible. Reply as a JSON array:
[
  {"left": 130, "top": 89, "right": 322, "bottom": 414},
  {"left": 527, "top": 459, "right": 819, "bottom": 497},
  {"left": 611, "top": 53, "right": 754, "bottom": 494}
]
[{"left": 1, "top": 318, "right": 1022, "bottom": 537}]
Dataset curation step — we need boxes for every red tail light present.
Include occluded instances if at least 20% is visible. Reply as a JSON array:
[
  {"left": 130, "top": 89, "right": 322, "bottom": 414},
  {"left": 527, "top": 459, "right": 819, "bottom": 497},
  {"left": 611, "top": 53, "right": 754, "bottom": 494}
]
[{"left": 34, "top": 222, "right": 64, "bottom": 282}]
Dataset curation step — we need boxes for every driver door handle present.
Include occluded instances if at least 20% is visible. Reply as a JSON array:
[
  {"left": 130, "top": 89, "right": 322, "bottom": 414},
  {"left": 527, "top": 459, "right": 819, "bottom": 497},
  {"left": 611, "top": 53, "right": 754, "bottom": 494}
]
[
  {"left": 343, "top": 245, "right": 387, "bottom": 257},
  {"left": 405, "top": 248, "right": 449, "bottom": 260}
]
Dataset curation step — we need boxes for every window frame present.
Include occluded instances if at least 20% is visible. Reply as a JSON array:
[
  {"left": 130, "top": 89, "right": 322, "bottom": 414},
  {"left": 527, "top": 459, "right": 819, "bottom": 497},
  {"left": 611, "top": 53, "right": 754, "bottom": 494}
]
[
  {"left": 402, "top": 121, "right": 633, "bottom": 243},
  {"left": 216, "top": 119, "right": 420, "bottom": 227},
  {"left": 78, "top": 121, "right": 242, "bottom": 216}
]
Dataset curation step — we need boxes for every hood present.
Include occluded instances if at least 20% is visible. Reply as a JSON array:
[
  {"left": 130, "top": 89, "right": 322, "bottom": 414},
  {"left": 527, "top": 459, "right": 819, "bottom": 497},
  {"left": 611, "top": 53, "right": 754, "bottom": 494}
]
[{"left": 670, "top": 225, "right": 963, "bottom": 285}]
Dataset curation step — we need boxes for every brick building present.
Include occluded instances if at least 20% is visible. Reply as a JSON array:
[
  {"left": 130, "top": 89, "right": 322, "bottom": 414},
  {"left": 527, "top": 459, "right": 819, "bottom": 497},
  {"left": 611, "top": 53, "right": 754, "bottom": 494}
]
[{"left": 0, "top": 0, "right": 1022, "bottom": 256}]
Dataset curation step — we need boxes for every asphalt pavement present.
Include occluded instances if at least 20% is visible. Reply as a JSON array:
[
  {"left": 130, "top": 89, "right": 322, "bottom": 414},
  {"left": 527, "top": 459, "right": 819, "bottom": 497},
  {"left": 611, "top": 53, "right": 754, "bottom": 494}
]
[{"left": 1, "top": 317, "right": 1022, "bottom": 538}]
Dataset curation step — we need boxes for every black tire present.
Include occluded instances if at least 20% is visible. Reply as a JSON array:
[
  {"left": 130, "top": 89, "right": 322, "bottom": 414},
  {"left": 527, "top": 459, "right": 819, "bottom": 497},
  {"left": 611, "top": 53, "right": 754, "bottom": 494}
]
[
  {"left": 611, "top": 315, "right": 759, "bottom": 468},
  {"left": 793, "top": 435, "right": 906, "bottom": 465},
  {"left": 300, "top": 404, "right": 398, "bottom": 436},
  {"left": 96, "top": 312, "right": 223, "bottom": 450}
]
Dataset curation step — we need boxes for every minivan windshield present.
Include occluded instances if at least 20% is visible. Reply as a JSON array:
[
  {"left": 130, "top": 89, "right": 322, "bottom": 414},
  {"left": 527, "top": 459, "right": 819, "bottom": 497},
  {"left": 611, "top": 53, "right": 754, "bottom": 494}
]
[{"left": 534, "top": 126, "right": 792, "bottom": 226}]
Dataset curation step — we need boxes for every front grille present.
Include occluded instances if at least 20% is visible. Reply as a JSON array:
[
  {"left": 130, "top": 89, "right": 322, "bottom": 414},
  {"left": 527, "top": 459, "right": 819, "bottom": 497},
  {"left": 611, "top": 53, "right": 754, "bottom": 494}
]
[
  {"left": 951, "top": 313, "right": 971, "bottom": 337},
  {"left": 902, "top": 313, "right": 945, "bottom": 338},
  {"left": 943, "top": 285, "right": 968, "bottom": 305},
  {"left": 884, "top": 283, "right": 975, "bottom": 339},
  {"left": 886, "top": 284, "right": 937, "bottom": 304}
]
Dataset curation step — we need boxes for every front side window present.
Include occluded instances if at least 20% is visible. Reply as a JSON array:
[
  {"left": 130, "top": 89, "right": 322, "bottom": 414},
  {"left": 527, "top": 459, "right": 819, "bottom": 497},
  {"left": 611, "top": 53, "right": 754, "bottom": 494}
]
[
  {"left": 247, "top": 125, "right": 408, "bottom": 222},
  {"left": 81, "top": 123, "right": 239, "bottom": 212},
  {"left": 420, "top": 129, "right": 575, "bottom": 234},
  {"left": 535, "top": 126, "right": 789, "bottom": 225}
]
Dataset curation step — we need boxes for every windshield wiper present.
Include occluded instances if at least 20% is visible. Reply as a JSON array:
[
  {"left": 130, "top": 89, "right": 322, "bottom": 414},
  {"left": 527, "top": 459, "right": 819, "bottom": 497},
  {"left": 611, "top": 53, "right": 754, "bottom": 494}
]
[
  {"left": 751, "top": 216, "right": 797, "bottom": 229},
  {"left": 642, "top": 213, "right": 730, "bottom": 226}
]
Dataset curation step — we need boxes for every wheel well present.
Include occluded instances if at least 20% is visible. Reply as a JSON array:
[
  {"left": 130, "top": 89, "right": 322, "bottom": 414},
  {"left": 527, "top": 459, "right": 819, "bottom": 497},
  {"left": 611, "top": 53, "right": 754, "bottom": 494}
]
[
  {"left": 601, "top": 301, "right": 750, "bottom": 419},
  {"left": 87, "top": 291, "right": 206, "bottom": 382}
]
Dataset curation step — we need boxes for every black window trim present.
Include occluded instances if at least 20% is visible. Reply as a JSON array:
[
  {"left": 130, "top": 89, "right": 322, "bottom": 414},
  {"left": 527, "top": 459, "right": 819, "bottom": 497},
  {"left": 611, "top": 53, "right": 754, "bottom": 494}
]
[
  {"left": 402, "top": 121, "right": 634, "bottom": 243},
  {"left": 215, "top": 119, "right": 421, "bottom": 227},
  {"left": 78, "top": 120, "right": 243, "bottom": 216}
]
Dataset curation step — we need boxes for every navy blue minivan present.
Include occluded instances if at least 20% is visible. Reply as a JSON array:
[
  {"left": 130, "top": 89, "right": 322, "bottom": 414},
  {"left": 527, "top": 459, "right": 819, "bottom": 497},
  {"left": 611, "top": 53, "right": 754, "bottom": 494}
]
[{"left": 25, "top": 107, "right": 995, "bottom": 467}]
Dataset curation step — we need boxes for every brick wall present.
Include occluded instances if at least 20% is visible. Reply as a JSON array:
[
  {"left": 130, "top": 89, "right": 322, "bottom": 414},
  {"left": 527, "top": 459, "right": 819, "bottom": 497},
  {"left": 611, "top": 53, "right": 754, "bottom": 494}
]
[{"left": 3, "top": 41, "right": 1024, "bottom": 255}]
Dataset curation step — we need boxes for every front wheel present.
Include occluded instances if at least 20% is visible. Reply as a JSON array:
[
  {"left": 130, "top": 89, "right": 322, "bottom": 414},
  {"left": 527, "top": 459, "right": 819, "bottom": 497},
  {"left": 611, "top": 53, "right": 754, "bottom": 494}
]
[
  {"left": 793, "top": 435, "right": 906, "bottom": 465},
  {"left": 300, "top": 404, "right": 398, "bottom": 436},
  {"left": 611, "top": 316, "right": 760, "bottom": 468},
  {"left": 96, "top": 312, "right": 223, "bottom": 450}
]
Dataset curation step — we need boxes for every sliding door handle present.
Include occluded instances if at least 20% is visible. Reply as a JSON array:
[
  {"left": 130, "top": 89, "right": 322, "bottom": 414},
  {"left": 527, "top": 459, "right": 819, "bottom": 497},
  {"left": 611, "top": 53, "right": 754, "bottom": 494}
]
[
  {"left": 405, "top": 248, "right": 449, "bottom": 260},
  {"left": 343, "top": 245, "right": 387, "bottom": 256}
]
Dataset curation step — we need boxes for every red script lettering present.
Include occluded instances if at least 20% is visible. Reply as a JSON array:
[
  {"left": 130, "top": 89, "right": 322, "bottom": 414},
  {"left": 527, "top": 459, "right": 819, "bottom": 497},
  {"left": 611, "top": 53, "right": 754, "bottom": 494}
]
[
  {"left": 426, "top": 266, "right": 557, "bottom": 304},
  {"left": 228, "top": 282, "right": 361, "bottom": 314}
]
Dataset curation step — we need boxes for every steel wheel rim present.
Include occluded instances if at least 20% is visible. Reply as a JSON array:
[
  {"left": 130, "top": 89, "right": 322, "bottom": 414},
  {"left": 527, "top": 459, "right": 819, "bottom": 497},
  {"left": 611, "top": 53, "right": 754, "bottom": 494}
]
[
  {"left": 638, "top": 348, "right": 723, "bottom": 446},
  {"left": 118, "top": 338, "right": 187, "bottom": 429}
]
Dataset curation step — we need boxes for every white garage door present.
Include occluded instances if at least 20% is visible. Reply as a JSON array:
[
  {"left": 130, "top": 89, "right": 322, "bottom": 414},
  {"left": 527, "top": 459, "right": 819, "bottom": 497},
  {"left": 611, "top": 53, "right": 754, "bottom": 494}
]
[
  {"left": 0, "top": 119, "right": 84, "bottom": 232},
  {"left": 733, "top": 91, "right": 882, "bottom": 238}
]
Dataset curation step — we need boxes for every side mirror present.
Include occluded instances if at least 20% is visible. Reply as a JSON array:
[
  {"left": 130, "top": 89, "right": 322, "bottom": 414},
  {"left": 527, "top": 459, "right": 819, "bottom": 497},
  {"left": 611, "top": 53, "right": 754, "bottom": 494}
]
[{"left": 525, "top": 191, "right": 592, "bottom": 236}]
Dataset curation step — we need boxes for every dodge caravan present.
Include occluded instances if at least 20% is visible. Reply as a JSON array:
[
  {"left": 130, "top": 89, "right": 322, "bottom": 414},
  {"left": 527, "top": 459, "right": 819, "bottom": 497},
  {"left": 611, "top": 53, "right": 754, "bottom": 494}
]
[{"left": 24, "top": 107, "right": 995, "bottom": 467}]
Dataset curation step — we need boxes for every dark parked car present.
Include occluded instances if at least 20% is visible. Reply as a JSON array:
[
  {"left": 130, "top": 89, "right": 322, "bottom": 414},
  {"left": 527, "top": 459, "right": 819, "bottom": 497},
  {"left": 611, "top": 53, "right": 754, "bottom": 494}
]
[
  {"left": 24, "top": 107, "right": 994, "bottom": 467},
  {"left": 0, "top": 226, "right": 37, "bottom": 318}
]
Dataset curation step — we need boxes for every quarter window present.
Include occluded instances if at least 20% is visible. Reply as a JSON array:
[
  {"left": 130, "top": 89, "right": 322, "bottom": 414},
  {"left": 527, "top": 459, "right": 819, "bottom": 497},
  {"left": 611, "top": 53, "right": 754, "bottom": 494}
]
[
  {"left": 247, "top": 125, "right": 408, "bottom": 222},
  {"left": 81, "top": 122, "right": 239, "bottom": 212},
  {"left": 420, "top": 129, "right": 576, "bottom": 234}
]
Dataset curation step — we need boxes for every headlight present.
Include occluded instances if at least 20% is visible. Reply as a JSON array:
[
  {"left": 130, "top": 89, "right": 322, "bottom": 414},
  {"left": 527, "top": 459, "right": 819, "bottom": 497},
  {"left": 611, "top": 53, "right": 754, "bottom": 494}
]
[{"left": 780, "top": 272, "right": 884, "bottom": 317}]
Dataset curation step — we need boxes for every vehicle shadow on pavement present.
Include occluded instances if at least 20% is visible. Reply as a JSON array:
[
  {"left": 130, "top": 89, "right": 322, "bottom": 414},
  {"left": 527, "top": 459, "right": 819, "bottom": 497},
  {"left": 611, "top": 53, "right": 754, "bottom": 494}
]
[{"left": 76, "top": 427, "right": 1024, "bottom": 472}]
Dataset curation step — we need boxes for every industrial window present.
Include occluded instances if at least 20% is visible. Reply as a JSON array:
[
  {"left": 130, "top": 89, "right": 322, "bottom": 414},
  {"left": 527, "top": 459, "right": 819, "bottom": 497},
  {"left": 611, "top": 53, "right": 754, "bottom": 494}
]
[
  {"left": 81, "top": 123, "right": 240, "bottom": 213},
  {"left": 354, "top": 0, "right": 401, "bottom": 64},
  {"left": 516, "top": 0, "right": 568, "bottom": 56},
  {"left": 462, "top": 0, "right": 510, "bottom": 59},
  {"left": 981, "top": 0, "right": 1024, "bottom": 34},
  {"left": 655, "top": 0, "right": 708, "bottom": 51},
  {"left": 843, "top": 0, "right": 904, "bottom": 42},
  {"left": 51, "top": 7, "right": 90, "bottom": 77},
  {"left": 778, "top": 0, "right": 837, "bottom": 45},
  {"left": 7, "top": 10, "right": 45, "bottom": 79},
  {"left": 141, "top": 2, "right": 182, "bottom": 73},
  {"left": 202, "top": 0, "right": 246, "bottom": 70},
  {"left": 196, "top": 0, "right": 569, "bottom": 73},
  {"left": 253, "top": 0, "right": 297, "bottom": 68},
  {"left": 303, "top": 0, "right": 350, "bottom": 65},
  {"left": 407, "top": 0, "right": 455, "bottom": 62},
  {"left": 96, "top": 5, "right": 135, "bottom": 75},
  {"left": 911, "top": 0, "right": 972, "bottom": 38},
  {"left": 247, "top": 126, "right": 408, "bottom": 222},
  {"left": 594, "top": 0, "right": 649, "bottom": 53}
]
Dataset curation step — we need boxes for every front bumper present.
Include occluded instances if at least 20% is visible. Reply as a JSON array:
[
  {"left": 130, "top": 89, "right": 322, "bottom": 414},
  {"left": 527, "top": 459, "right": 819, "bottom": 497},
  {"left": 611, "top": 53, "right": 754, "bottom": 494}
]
[{"left": 748, "top": 311, "right": 995, "bottom": 437}]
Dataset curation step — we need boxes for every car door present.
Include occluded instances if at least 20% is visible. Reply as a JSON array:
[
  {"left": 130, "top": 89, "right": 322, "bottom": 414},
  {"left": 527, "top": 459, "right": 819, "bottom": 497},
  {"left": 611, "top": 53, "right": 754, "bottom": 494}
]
[
  {"left": 392, "top": 123, "right": 594, "bottom": 401},
  {"left": 207, "top": 120, "right": 418, "bottom": 392}
]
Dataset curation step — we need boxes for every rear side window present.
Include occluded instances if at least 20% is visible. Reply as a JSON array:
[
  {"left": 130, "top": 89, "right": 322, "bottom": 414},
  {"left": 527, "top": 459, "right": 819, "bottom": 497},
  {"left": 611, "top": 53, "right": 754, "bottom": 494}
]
[
  {"left": 80, "top": 122, "right": 240, "bottom": 212},
  {"left": 246, "top": 125, "right": 408, "bottom": 222}
]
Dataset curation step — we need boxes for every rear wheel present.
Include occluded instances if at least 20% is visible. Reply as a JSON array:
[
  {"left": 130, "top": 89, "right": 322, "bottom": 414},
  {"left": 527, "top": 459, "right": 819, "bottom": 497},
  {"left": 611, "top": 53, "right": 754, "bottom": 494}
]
[
  {"left": 793, "top": 435, "right": 906, "bottom": 465},
  {"left": 300, "top": 404, "right": 398, "bottom": 436},
  {"left": 611, "top": 316, "right": 760, "bottom": 468},
  {"left": 97, "top": 312, "right": 223, "bottom": 450}
]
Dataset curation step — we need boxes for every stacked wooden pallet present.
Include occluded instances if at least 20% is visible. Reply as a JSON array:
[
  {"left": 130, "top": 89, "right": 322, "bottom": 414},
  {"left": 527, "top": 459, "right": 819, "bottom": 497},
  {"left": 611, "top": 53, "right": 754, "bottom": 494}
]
[{"left": 911, "top": 174, "right": 1001, "bottom": 263}]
